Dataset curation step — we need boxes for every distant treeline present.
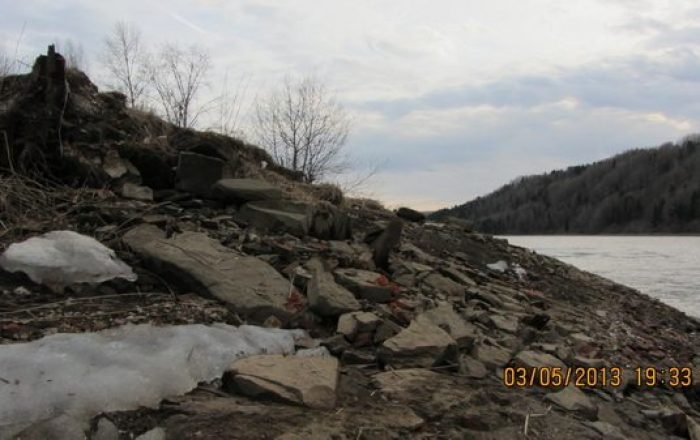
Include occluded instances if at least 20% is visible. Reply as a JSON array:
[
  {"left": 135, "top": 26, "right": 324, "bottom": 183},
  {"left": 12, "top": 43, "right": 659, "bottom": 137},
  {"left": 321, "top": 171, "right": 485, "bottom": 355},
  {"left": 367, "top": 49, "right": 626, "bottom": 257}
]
[{"left": 431, "top": 136, "right": 700, "bottom": 233}]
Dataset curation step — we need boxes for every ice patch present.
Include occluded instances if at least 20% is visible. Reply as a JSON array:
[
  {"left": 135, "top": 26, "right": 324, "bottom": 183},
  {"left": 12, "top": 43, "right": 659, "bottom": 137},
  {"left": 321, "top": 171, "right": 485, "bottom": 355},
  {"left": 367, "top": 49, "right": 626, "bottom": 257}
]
[
  {"left": 0, "top": 230, "right": 136, "bottom": 287},
  {"left": 0, "top": 323, "right": 306, "bottom": 438}
]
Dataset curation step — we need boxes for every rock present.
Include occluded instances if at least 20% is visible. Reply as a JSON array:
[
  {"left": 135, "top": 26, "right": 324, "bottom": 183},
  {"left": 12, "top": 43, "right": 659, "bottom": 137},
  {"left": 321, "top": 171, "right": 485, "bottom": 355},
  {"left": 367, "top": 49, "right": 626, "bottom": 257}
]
[
  {"left": 14, "top": 414, "right": 87, "bottom": 440},
  {"left": 239, "top": 200, "right": 311, "bottom": 237},
  {"left": 123, "top": 225, "right": 300, "bottom": 323},
  {"left": 211, "top": 178, "right": 284, "bottom": 203},
  {"left": 341, "top": 348, "right": 377, "bottom": 365},
  {"left": 334, "top": 268, "right": 393, "bottom": 303},
  {"left": 373, "top": 319, "right": 403, "bottom": 344},
  {"left": 488, "top": 314, "right": 519, "bottom": 333},
  {"left": 306, "top": 260, "right": 361, "bottom": 317},
  {"left": 458, "top": 410, "right": 491, "bottom": 431},
  {"left": 379, "top": 319, "right": 458, "bottom": 368},
  {"left": 422, "top": 273, "right": 465, "bottom": 298},
  {"left": 689, "top": 416, "right": 700, "bottom": 440},
  {"left": 135, "top": 427, "right": 166, "bottom": 440},
  {"left": 224, "top": 354, "right": 339, "bottom": 409},
  {"left": 365, "top": 219, "right": 403, "bottom": 269},
  {"left": 396, "top": 207, "right": 425, "bottom": 222},
  {"left": 93, "top": 418, "right": 119, "bottom": 440},
  {"left": 545, "top": 386, "right": 598, "bottom": 420},
  {"left": 459, "top": 355, "right": 488, "bottom": 379},
  {"left": 382, "top": 406, "right": 425, "bottom": 430},
  {"left": 473, "top": 343, "right": 512, "bottom": 370},
  {"left": 308, "top": 202, "right": 352, "bottom": 240},
  {"left": 415, "top": 302, "right": 477, "bottom": 348},
  {"left": 521, "top": 312, "right": 550, "bottom": 330},
  {"left": 120, "top": 183, "right": 153, "bottom": 201},
  {"left": 512, "top": 350, "right": 566, "bottom": 369},
  {"left": 336, "top": 311, "right": 381, "bottom": 339},
  {"left": 439, "top": 265, "right": 477, "bottom": 287},
  {"left": 372, "top": 368, "right": 444, "bottom": 396},
  {"left": 583, "top": 421, "right": 628, "bottom": 440},
  {"left": 177, "top": 152, "right": 228, "bottom": 196}
]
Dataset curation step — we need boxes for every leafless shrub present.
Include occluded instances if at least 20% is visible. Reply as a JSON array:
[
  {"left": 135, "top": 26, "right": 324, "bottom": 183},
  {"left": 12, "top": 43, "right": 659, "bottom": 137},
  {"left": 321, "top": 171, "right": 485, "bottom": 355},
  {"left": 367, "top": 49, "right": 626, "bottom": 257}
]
[
  {"left": 150, "top": 43, "right": 211, "bottom": 128},
  {"left": 102, "top": 21, "right": 150, "bottom": 108},
  {"left": 254, "top": 75, "right": 350, "bottom": 183}
]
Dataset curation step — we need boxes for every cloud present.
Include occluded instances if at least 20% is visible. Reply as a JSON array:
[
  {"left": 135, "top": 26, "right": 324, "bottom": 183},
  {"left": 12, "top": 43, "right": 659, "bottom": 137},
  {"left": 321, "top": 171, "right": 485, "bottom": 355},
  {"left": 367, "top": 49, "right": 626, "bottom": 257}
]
[{"left": 2, "top": 0, "right": 700, "bottom": 210}]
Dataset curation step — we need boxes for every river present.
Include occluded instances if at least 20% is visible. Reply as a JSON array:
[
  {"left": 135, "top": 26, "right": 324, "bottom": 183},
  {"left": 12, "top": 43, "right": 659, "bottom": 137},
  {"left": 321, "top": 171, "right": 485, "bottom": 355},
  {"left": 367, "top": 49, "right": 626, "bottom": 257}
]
[{"left": 501, "top": 236, "right": 700, "bottom": 319}]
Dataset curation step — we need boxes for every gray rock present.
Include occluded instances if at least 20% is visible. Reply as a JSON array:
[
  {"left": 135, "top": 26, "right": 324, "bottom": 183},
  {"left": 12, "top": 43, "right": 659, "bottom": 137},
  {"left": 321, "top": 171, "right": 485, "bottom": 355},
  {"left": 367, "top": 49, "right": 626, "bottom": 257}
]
[
  {"left": 422, "top": 273, "right": 465, "bottom": 298},
  {"left": 224, "top": 354, "right": 339, "bottom": 409},
  {"left": 439, "top": 265, "right": 477, "bottom": 287},
  {"left": 306, "top": 260, "right": 361, "bottom": 317},
  {"left": 176, "top": 152, "right": 228, "bottom": 196},
  {"left": 395, "top": 207, "right": 425, "bottom": 222},
  {"left": 416, "top": 302, "right": 478, "bottom": 348},
  {"left": 123, "top": 225, "right": 299, "bottom": 323},
  {"left": 379, "top": 319, "right": 458, "bottom": 368},
  {"left": 211, "top": 178, "right": 284, "bottom": 203},
  {"left": 374, "top": 319, "right": 403, "bottom": 344},
  {"left": 135, "top": 427, "right": 166, "bottom": 440},
  {"left": 334, "top": 268, "right": 393, "bottom": 303},
  {"left": 583, "top": 421, "right": 628, "bottom": 440},
  {"left": 239, "top": 200, "right": 312, "bottom": 237},
  {"left": 545, "top": 385, "right": 598, "bottom": 420},
  {"left": 120, "top": 183, "right": 153, "bottom": 201},
  {"left": 337, "top": 311, "right": 381, "bottom": 339},
  {"left": 473, "top": 343, "right": 513, "bottom": 370},
  {"left": 512, "top": 350, "right": 566, "bottom": 369},
  {"left": 93, "top": 418, "right": 119, "bottom": 440},
  {"left": 365, "top": 219, "right": 403, "bottom": 269},
  {"left": 309, "top": 202, "right": 352, "bottom": 240},
  {"left": 689, "top": 416, "right": 700, "bottom": 440},
  {"left": 488, "top": 314, "right": 519, "bottom": 333},
  {"left": 459, "top": 355, "right": 488, "bottom": 379}
]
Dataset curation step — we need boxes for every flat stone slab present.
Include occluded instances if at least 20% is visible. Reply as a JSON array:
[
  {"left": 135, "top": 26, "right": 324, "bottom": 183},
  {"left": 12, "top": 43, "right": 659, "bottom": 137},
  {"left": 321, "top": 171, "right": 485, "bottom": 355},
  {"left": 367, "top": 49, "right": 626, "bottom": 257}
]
[
  {"left": 123, "top": 225, "right": 300, "bottom": 323},
  {"left": 513, "top": 350, "right": 566, "bottom": 370},
  {"left": 224, "top": 355, "right": 339, "bottom": 409},
  {"left": 379, "top": 319, "right": 457, "bottom": 368},
  {"left": 239, "top": 200, "right": 311, "bottom": 237},
  {"left": 546, "top": 385, "right": 598, "bottom": 420},
  {"left": 415, "top": 302, "right": 477, "bottom": 348},
  {"left": 211, "top": 178, "right": 284, "bottom": 203},
  {"left": 334, "top": 268, "right": 393, "bottom": 303}
]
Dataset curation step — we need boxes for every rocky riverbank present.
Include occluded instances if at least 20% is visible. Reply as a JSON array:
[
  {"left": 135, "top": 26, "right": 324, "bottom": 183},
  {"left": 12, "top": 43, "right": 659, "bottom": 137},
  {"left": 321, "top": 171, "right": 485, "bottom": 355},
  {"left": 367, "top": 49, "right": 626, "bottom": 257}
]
[{"left": 1, "top": 49, "right": 699, "bottom": 440}]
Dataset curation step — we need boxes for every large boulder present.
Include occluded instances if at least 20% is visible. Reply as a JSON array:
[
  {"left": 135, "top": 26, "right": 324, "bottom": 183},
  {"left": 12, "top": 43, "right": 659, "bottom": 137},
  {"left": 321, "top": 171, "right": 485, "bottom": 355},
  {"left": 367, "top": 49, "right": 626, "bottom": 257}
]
[
  {"left": 224, "top": 355, "right": 339, "bottom": 409},
  {"left": 396, "top": 207, "right": 425, "bottom": 223},
  {"left": 176, "top": 152, "right": 229, "bottom": 196},
  {"left": 211, "top": 178, "right": 284, "bottom": 204},
  {"left": 123, "top": 225, "right": 301, "bottom": 323},
  {"left": 378, "top": 319, "right": 458, "bottom": 368}
]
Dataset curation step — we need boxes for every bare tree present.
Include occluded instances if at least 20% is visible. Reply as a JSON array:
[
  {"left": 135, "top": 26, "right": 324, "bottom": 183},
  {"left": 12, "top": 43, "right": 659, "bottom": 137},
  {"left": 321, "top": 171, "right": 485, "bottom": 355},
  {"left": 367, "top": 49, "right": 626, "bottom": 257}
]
[
  {"left": 209, "top": 71, "right": 249, "bottom": 138},
  {"left": 150, "top": 44, "right": 211, "bottom": 128},
  {"left": 0, "top": 48, "right": 11, "bottom": 77},
  {"left": 254, "top": 76, "right": 350, "bottom": 183},
  {"left": 102, "top": 21, "right": 150, "bottom": 107}
]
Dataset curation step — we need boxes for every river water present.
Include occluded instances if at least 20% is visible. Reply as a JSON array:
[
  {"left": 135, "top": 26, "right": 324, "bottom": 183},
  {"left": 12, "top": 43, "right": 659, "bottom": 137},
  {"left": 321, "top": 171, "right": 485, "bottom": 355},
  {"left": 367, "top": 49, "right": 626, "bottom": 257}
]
[{"left": 501, "top": 236, "right": 700, "bottom": 319}]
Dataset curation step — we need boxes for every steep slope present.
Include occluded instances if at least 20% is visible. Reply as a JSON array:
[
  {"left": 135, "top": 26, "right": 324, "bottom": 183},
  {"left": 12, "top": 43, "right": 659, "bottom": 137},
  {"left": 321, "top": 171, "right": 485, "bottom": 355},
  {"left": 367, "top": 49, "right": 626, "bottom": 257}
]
[{"left": 431, "top": 138, "right": 700, "bottom": 233}]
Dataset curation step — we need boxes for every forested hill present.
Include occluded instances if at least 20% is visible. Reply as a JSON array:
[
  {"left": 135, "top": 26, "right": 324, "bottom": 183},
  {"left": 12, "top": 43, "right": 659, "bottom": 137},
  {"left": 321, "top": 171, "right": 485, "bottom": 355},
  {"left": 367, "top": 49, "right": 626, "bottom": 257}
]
[{"left": 430, "top": 137, "right": 700, "bottom": 234}]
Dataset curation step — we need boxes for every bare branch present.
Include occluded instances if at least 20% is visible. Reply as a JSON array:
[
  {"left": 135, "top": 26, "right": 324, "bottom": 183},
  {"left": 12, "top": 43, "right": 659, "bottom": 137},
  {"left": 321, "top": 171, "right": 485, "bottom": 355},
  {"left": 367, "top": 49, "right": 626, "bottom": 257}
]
[
  {"left": 102, "top": 21, "right": 150, "bottom": 108},
  {"left": 150, "top": 43, "right": 211, "bottom": 128},
  {"left": 254, "top": 75, "right": 351, "bottom": 183}
]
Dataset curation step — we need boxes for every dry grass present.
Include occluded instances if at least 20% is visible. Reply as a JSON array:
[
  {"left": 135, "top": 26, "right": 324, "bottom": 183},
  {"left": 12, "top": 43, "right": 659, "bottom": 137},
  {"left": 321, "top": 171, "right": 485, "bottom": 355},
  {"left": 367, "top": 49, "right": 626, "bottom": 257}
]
[{"left": 0, "top": 173, "right": 112, "bottom": 247}]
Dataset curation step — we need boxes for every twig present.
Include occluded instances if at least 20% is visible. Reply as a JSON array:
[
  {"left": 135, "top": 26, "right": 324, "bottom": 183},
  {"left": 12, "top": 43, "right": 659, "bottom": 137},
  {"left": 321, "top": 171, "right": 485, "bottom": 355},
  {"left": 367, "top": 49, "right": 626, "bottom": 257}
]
[
  {"left": 2, "top": 130, "right": 13, "bottom": 174},
  {"left": 524, "top": 405, "right": 552, "bottom": 436},
  {"left": 0, "top": 292, "right": 169, "bottom": 316}
]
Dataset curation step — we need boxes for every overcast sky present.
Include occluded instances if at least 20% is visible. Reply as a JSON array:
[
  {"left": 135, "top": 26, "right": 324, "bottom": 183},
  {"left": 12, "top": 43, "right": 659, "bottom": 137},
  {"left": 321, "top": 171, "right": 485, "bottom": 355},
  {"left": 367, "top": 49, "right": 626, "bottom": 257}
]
[{"left": 2, "top": 0, "right": 700, "bottom": 210}]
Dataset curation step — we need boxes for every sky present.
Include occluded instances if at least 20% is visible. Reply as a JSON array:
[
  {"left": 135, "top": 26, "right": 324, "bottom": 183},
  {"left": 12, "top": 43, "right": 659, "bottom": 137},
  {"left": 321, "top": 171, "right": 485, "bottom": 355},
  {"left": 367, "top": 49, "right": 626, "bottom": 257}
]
[{"left": 2, "top": 0, "right": 700, "bottom": 210}]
